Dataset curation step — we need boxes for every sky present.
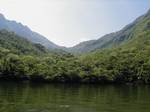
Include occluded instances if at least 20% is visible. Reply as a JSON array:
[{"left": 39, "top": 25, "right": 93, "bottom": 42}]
[{"left": 0, "top": 0, "right": 150, "bottom": 47}]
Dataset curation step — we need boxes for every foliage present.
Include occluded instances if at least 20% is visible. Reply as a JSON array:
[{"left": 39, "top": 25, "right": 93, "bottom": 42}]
[{"left": 0, "top": 10, "right": 150, "bottom": 84}]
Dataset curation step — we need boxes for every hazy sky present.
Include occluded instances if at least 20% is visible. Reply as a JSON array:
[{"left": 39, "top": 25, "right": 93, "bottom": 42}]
[{"left": 0, "top": 0, "right": 150, "bottom": 47}]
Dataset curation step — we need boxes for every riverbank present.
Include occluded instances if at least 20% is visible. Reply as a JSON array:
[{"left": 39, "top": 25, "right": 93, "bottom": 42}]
[{"left": 0, "top": 75, "right": 149, "bottom": 85}]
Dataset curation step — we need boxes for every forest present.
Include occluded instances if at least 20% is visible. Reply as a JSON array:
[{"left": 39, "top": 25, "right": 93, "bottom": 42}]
[
  {"left": 0, "top": 30, "right": 150, "bottom": 84},
  {"left": 0, "top": 9, "right": 150, "bottom": 84}
]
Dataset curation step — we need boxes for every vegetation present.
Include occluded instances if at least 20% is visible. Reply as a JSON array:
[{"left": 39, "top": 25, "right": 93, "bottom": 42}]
[
  {"left": 0, "top": 14, "right": 60, "bottom": 49},
  {"left": 0, "top": 10, "right": 150, "bottom": 84},
  {"left": 66, "top": 9, "right": 150, "bottom": 54}
]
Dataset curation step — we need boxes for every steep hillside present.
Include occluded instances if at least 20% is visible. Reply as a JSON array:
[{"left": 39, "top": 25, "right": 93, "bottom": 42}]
[
  {"left": 68, "top": 10, "right": 150, "bottom": 54},
  {"left": 0, "top": 14, "right": 60, "bottom": 49},
  {"left": 0, "top": 9, "right": 150, "bottom": 84},
  {"left": 77, "top": 10, "right": 150, "bottom": 83},
  {"left": 0, "top": 30, "right": 48, "bottom": 55}
]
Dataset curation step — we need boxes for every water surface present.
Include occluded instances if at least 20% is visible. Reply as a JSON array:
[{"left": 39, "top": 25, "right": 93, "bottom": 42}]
[{"left": 0, "top": 82, "right": 150, "bottom": 112}]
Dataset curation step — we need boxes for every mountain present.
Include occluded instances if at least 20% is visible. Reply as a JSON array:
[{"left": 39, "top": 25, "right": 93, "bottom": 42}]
[
  {"left": 77, "top": 9, "right": 150, "bottom": 83},
  {"left": 0, "top": 29, "right": 76, "bottom": 82},
  {"left": 0, "top": 9, "right": 150, "bottom": 84},
  {"left": 0, "top": 14, "right": 60, "bottom": 49},
  {"left": 0, "top": 29, "right": 48, "bottom": 55},
  {"left": 1, "top": 10, "right": 149, "bottom": 55},
  {"left": 67, "top": 10, "right": 150, "bottom": 54}
]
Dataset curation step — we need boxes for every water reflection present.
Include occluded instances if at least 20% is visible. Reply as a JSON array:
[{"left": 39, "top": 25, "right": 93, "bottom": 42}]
[{"left": 0, "top": 82, "right": 149, "bottom": 112}]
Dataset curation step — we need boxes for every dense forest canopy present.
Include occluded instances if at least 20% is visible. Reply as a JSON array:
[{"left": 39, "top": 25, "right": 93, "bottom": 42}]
[{"left": 0, "top": 10, "right": 150, "bottom": 84}]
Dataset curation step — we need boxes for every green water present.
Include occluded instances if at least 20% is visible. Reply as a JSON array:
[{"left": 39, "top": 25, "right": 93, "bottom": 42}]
[{"left": 0, "top": 82, "right": 150, "bottom": 112}]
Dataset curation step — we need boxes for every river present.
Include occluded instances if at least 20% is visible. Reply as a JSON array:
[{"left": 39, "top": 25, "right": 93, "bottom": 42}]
[{"left": 0, "top": 82, "right": 150, "bottom": 112}]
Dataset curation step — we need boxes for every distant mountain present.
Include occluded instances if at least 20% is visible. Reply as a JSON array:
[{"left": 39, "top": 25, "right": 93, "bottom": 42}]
[
  {"left": 67, "top": 10, "right": 150, "bottom": 54},
  {"left": 0, "top": 14, "right": 60, "bottom": 49},
  {"left": 1, "top": 9, "right": 150, "bottom": 55}
]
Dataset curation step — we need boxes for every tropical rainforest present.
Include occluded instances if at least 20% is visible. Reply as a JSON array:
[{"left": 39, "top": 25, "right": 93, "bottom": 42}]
[{"left": 0, "top": 10, "right": 150, "bottom": 84}]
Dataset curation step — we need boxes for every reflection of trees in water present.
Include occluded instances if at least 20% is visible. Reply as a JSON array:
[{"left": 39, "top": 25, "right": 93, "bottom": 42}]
[{"left": 0, "top": 83, "right": 149, "bottom": 112}]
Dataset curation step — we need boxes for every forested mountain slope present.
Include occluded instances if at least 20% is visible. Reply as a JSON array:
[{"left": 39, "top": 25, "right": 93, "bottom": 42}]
[
  {"left": 0, "top": 30, "right": 48, "bottom": 55},
  {"left": 0, "top": 14, "right": 60, "bottom": 49},
  {"left": 0, "top": 9, "right": 150, "bottom": 84},
  {"left": 0, "top": 30, "right": 74, "bottom": 81},
  {"left": 78, "top": 11, "right": 150, "bottom": 83},
  {"left": 67, "top": 10, "right": 150, "bottom": 54}
]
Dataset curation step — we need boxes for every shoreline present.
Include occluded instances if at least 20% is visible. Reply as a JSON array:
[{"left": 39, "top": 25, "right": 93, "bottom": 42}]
[{"left": 0, "top": 76, "right": 149, "bottom": 85}]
